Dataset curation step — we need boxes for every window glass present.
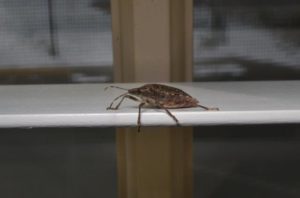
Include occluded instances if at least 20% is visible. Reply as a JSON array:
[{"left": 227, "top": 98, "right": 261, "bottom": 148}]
[
  {"left": 193, "top": 1, "right": 300, "bottom": 197},
  {"left": 0, "top": 1, "right": 116, "bottom": 197}
]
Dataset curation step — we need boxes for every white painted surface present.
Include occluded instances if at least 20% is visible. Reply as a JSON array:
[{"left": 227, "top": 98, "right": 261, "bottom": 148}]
[{"left": 0, "top": 81, "right": 299, "bottom": 128}]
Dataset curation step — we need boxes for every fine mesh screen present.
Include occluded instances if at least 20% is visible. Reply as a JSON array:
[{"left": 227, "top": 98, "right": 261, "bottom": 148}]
[
  {"left": 193, "top": 0, "right": 300, "bottom": 81},
  {"left": 0, "top": 0, "right": 112, "bottom": 84}
]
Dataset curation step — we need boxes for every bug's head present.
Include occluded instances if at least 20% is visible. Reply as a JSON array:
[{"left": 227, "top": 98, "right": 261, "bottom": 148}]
[{"left": 128, "top": 87, "right": 142, "bottom": 96}]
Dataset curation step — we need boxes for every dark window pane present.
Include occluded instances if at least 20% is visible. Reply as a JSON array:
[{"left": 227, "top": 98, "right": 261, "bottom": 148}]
[
  {"left": 0, "top": 128, "right": 117, "bottom": 198},
  {"left": 194, "top": 125, "right": 300, "bottom": 198}
]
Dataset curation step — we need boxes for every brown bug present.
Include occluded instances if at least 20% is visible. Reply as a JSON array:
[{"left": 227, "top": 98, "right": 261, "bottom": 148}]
[{"left": 105, "top": 84, "right": 219, "bottom": 132}]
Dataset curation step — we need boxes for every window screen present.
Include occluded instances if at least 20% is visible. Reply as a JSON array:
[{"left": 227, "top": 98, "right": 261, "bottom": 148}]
[
  {"left": 193, "top": 0, "right": 300, "bottom": 81},
  {"left": 0, "top": 0, "right": 112, "bottom": 84}
]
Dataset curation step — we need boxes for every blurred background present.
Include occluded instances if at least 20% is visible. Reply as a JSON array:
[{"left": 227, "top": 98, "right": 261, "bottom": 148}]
[{"left": 0, "top": 0, "right": 300, "bottom": 197}]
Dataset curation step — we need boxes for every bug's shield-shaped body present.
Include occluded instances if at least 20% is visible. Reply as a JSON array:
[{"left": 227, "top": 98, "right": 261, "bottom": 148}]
[
  {"left": 128, "top": 84, "right": 199, "bottom": 108},
  {"left": 106, "top": 84, "right": 219, "bottom": 132}
]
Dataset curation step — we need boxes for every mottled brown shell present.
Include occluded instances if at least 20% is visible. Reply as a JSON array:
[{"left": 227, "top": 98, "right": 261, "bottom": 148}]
[{"left": 128, "top": 84, "right": 199, "bottom": 108}]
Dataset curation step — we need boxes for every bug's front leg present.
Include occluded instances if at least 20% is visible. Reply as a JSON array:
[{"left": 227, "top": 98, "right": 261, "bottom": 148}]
[
  {"left": 106, "top": 93, "right": 139, "bottom": 110},
  {"left": 106, "top": 93, "right": 127, "bottom": 110},
  {"left": 137, "top": 103, "right": 145, "bottom": 132},
  {"left": 107, "top": 94, "right": 140, "bottom": 110}
]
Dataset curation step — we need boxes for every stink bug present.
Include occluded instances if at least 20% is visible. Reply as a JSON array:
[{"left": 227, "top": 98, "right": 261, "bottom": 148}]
[{"left": 105, "top": 84, "right": 219, "bottom": 132}]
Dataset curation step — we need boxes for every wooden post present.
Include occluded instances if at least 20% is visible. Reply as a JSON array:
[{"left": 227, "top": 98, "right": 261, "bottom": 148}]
[{"left": 111, "top": 0, "right": 193, "bottom": 197}]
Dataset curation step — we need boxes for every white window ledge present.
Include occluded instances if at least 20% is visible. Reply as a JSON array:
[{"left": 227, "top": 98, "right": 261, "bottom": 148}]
[{"left": 0, "top": 81, "right": 299, "bottom": 128}]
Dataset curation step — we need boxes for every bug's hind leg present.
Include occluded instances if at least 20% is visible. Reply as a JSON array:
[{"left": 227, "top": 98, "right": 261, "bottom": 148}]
[
  {"left": 163, "top": 108, "right": 180, "bottom": 126},
  {"left": 198, "top": 105, "right": 219, "bottom": 111}
]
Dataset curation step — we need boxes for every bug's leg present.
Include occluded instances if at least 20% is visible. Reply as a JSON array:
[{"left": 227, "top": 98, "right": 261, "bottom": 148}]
[
  {"left": 137, "top": 103, "right": 145, "bottom": 132},
  {"left": 198, "top": 105, "right": 219, "bottom": 111},
  {"left": 106, "top": 93, "right": 127, "bottom": 110},
  {"left": 137, "top": 103, "right": 144, "bottom": 132},
  {"left": 107, "top": 94, "right": 138, "bottom": 110},
  {"left": 163, "top": 108, "right": 180, "bottom": 126},
  {"left": 113, "top": 95, "right": 139, "bottom": 110}
]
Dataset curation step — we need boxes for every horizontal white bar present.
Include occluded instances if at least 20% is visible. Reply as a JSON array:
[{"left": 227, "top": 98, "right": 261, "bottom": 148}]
[{"left": 0, "top": 81, "right": 299, "bottom": 128}]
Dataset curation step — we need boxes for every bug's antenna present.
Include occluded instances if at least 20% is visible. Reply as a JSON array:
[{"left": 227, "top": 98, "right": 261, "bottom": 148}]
[{"left": 105, "top": 85, "right": 129, "bottom": 91}]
